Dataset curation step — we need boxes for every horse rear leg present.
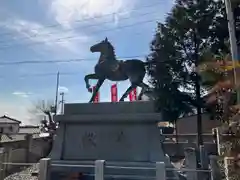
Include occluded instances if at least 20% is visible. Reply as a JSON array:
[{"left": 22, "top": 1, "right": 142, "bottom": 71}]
[
  {"left": 137, "top": 82, "right": 150, "bottom": 100},
  {"left": 119, "top": 84, "right": 137, "bottom": 101}
]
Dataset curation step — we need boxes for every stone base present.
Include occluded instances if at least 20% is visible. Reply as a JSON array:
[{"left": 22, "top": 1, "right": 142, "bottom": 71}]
[{"left": 50, "top": 102, "right": 165, "bottom": 162}]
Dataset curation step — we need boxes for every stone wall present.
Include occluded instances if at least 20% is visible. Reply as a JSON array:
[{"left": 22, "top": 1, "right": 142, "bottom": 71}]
[
  {"left": 176, "top": 113, "right": 221, "bottom": 134},
  {"left": 0, "top": 136, "right": 51, "bottom": 178}
]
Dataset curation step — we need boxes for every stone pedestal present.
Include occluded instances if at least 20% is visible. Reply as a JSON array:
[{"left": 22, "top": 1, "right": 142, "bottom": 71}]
[
  {"left": 50, "top": 101, "right": 165, "bottom": 162},
  {"left": 47, "top": 101, "right": 183, "bottom": 180}
]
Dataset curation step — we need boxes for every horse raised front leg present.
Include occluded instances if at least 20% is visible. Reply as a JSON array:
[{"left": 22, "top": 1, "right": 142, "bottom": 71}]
[
  {"left": 89, "top": 79, "right": 105, "bottom": 103},
  {"left": 119, "top": 84, "right": 137, "bottom": 101},
  {"left": 84, "top": 74, "right": 99, "bottom": 92}
]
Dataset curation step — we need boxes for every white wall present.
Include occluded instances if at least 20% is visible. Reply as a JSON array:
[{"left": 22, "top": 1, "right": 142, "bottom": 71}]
[{"left": 0, "top": 123, "right": 19, "bottom": 134}]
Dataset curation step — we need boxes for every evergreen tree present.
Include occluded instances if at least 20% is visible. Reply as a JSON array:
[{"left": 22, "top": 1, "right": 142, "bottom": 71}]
[
  {"left": 148, "top": 23, "right": 196, "bottom": 123},
  {"left": 147, "top": 0, "right": 230, "bottom": 122}
]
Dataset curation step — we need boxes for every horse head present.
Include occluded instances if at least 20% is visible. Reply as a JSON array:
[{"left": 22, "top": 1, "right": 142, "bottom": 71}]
[
  {"left": 90, "top": 37, "right": 110, "bottom": 52},
  {"left": 90, "top": 37, "right": 116, "bottom": 64},
  {"left": 90, "top": 38, "right": 115, "bottom": 55}
]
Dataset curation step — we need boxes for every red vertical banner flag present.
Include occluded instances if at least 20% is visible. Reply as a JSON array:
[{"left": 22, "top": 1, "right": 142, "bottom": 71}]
[
  {"left": 111, "top": 84, "right": 118, "bottom": 102},
  {"left": 129, "top": 88, "right": 137, "bottom": 101},
  {"left": 92, "top": 85, "right": 100, "bottom": 103}
]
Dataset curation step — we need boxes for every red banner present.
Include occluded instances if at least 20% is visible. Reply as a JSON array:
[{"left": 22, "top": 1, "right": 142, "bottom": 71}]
[
  {"left": 129, "top": 88, "right": 137, "bottom": 101},
  {"left": 111, "top": 84, "right": 118, "bottom": 102},
  {"left": 92, "top": 85, "right": 99, "bottom": 103}
]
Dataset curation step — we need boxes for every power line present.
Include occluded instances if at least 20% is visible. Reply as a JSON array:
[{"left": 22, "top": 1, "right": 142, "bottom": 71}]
[
  {"left": 0, "top": 28, "right": 155, "bottom": 67},
  {"left": 0, "top": 1, "right": 164, "bottom": 38},
  {"left": 0, "top": 29, "right": 153, "bottom": 65},
  {"left": 0, "top": 72, "right": 79, "bottom": 79},
  {"left": 0, "top": 10, "right": 159, "bottom": 47},
  {"left": 0, "top": 58, "right": 181, "bottom": 79},
  {"left": 0, "top": 4, "right": 162, "bottom": 45},
  {"left": 0, "top": 55, "right": 146, "bottom": 66},
  {"left": 0, "top": 17, "right": 158, "bottom": 50},
  {"left": 0, "top": 45, "right": 179, "bottom": 66}
]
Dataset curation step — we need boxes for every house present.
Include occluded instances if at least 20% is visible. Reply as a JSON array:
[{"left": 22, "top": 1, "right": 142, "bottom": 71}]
[
  {"left": 175, "top": 113, "right": 221, "bottom": 134},
  {"left": 19, "top": 125, "right": 40, "bottom": 134},
  {"left": 0, "top": 115, "right": 21, "bottom": 134},
  {"left": 0, "top": 118, "right": 43, "bottom": 145}
]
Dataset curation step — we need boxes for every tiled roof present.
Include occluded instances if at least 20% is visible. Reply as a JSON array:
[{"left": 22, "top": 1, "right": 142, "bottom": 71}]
[
  {"left": 1, "top": 134, "right": 26, "bottom": 143},
  {"left": 0, "top": 115, "right": 21, "bottom": 124},
  {"left": 0, "top": 133, "right": 42, "bottom": 143}
]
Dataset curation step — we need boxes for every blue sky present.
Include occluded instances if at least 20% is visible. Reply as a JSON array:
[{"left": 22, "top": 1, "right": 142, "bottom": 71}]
[{"left": 0, "top": 0, "right": 174, "bottom": 124}]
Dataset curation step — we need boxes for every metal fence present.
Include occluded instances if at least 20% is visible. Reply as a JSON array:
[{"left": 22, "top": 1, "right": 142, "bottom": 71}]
[
  {"left": 0, "top": 159, "right": 217, "bottom": 180},
  {"left": 0, "top": 159, "right": 216, "bottom": 180},
  {"left": 37, "top": 158, "right": 213, "bottom": 180}
]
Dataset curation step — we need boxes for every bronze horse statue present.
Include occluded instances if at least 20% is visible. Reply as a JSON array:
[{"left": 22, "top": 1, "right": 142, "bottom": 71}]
[{"left": 84, "top": 37, "right": 150, "bottom": 102}]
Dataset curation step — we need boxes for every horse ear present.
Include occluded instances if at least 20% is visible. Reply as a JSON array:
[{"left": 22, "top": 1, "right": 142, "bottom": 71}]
[{"left": 105, "top": 37, "right": 108, "bottom": 42}]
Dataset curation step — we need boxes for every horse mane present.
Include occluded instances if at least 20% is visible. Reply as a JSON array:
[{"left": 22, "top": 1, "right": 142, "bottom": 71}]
[{"left": 107, "top": 41, "right": 116, "bottom": 60}]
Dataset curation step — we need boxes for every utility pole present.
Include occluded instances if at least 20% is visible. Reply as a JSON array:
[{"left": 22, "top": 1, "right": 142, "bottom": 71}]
[
  {"left": 225, "top": 0, "right": 240, "bottom": 102},
  {"left": 196, "top": 76, "right": 203, "bottom": 146},
  {"left": 192, "top": 31, "right": 203, "bottom": 148},
  {"left": 60, "top": 92, "right": 65, "bottom": 114},
  {"left": 54, "top": 72, "right": 60, "bottom": 114}
]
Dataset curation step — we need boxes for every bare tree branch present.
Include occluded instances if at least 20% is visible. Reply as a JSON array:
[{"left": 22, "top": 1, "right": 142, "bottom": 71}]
[{"left": 29, "top": 99, "right": 57, "bottom": 135}]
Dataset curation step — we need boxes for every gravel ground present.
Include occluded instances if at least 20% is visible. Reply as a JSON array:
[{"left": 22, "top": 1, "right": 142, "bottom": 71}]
[{"left": 4, "top": 164, "right": 39, "bottom": 180}]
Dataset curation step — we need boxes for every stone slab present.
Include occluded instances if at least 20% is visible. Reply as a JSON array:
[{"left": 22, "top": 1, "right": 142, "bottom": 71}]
[
  {"left": 55, "top": 113, "right": 162, "bottom": 123},
  {"left": 64, "top": 101, "right": 156, "bottom": 115},
  {"left": 62, "top": 123, "right": 163, "bottom": 161}
]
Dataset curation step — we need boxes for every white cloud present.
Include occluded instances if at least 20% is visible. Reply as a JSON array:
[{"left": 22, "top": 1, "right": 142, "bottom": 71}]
[
  {"left": 0, "top": 100, "right": 33, "bottom": 125},
  {"left": 12, "top": 91, "right": 32, "bottom": 98},
  {"left": 50, "top": 0, "right": 136, "bottom": 28},
  {"left": 58, "top": 86, "right": 69, "bottom": 93},
  {"left": 0, "top": 18, "right": 91, "bottom": 53}
]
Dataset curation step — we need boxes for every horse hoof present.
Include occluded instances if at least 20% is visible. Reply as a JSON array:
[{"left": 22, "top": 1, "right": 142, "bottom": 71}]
[{"left": 88, "top": 88, "right": 92, "bottom": 93}]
